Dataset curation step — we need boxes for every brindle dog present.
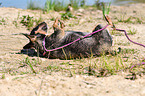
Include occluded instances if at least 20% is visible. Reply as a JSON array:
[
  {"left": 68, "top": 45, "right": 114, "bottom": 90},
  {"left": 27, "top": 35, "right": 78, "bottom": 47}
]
[{"left": 21, "top": 18, "right": 113, "bottom": 59}]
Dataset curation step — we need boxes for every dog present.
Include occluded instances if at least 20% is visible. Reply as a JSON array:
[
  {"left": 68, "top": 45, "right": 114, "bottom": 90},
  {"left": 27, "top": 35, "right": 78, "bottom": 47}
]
[{"left": 21, "top": 18, "right": 113, "bottom": 59}]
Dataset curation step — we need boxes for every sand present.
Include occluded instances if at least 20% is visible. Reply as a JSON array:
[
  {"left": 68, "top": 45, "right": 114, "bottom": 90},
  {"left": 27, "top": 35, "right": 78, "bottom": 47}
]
[{"left": 0, "top": 4, "right": 145, "bottom": 96}]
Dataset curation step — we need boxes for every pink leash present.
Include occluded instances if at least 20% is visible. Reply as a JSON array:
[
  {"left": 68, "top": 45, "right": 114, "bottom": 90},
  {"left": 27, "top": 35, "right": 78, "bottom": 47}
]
[
  {"left": 115, "top": 28, "right": 145, "bottom": 69},
  {"left": 115, "top": 28, "right": 145, "bottom": 47},
  {"left": 42, "top": 25, "right": 145, "bottom": 68}
]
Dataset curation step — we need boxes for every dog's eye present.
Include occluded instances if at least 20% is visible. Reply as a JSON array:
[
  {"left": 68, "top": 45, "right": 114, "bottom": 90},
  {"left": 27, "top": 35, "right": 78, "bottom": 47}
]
[
  {"left": 42, "top": 26, "right": 47, "bottom": 30},
  {"left": 36, "top": 34, "right": 41, "bottom": 37}
]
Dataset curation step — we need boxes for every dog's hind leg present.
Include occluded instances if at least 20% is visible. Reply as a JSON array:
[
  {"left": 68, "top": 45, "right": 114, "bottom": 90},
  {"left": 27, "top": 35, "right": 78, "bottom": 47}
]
[
  {"left": 92, "top": 24, "right": 122, "bottom": 55},
  {"left": 53, "top": 18, "right": 59, "bottom": 30},
  {"left": 92, "top": 24, "right": 112, "bottom": 44},
  {"left": 58, "top": 19, "right": 65, "bottom": 29},
  {"left": 91, "top": 24, "right": 113, "bottom": 55},
  {"left": 52, "top": 18, "right": 65, "bottom": 40},
  {"left": 53, "top": 18, "right": 65, "bottom": 29}
]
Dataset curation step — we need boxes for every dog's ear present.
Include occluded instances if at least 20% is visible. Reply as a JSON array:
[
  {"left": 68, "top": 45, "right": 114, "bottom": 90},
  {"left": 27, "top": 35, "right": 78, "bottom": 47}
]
[
  {"left": 30, "top": 22, "right": 48, "bottom": 35},
  {"left": 22, "top": 33, "right": 36, "bottom": 42},
  {"left": 22, "top": 33, "right": 36, "bottom": 49},
  {"left": 23, "top": 33, "right": 46, "bottom": 41}
]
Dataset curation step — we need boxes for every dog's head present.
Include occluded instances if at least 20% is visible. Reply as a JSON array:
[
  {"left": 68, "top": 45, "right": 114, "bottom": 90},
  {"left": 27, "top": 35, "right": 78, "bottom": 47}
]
[
  {"left": 23, "top": 33, "right": 46, "bottom": 54},
  {"left": 23, "top": 22, "right": 48, "bottom": 49}
]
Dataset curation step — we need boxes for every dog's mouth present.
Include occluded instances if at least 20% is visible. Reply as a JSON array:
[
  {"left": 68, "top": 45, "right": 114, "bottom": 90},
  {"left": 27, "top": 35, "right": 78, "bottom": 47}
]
[
  {"left": 21, "top": 48, "right": 36, "bottom": 56},
  {"left": 21, "top": 48, "right": 45, "bottom": 57}
]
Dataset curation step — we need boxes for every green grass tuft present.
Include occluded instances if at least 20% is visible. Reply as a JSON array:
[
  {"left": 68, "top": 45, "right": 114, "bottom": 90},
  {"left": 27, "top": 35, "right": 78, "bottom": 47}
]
[
  {"left": 127, "top": 28, "right": 137, "bottom": 35},
  {"left": 23, "top": 57, "right": 37, "bottom": 74},
  {"left": 20, "top": 15, "right": 43, "bottom": 30},
  {"left": 69, "top": 0, "right": 80, "bottom": 10},
  {"left": 0, "top": 17, "right": 6, "bottom": 25},
  {"left": 60, "top": 12, "right": 77, "bottom": 20},
  {"left": 116, "top": 16, "right": 144, "bottom": 24},
  {"left": 102, "top": 1, "right": 111, "bottom": 18},
  {"left": 27, "top": 0, "right": 42, "bottom": 10},
  {"left": 44, "top": 0, "right": 56, "bottom": 13},
  {"left": 44, "top": 0, "right": 67, "bottom": 12}
]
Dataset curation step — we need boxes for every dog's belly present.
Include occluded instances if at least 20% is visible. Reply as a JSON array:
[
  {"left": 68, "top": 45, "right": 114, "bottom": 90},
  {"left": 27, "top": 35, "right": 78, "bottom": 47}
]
[
  {"left": 49, "top": 32, "right": 99, "bottom": 59},
  {"left": 49, "top": 30, "right": 112, "bottom": 59}
]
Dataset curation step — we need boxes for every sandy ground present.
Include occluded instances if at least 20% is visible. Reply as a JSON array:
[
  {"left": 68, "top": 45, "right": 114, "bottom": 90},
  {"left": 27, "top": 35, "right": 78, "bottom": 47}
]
[{"left": 0, "top": 4, "right": 145, "bottom": 96}]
